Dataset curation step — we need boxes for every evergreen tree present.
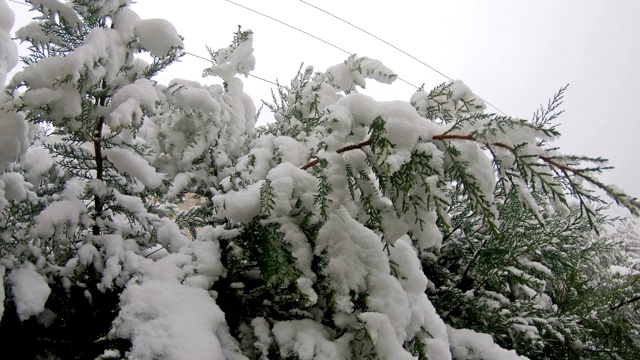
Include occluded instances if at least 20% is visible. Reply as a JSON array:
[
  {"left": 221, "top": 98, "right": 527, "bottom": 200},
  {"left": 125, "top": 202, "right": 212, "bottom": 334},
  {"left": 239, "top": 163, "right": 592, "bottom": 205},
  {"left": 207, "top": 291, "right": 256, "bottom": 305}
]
[
  {"left": 0, "top": 1, "right": 638, "bottom": 359},
  {"left": 1, "top": 0, "right": 183, "bottom": 357}
]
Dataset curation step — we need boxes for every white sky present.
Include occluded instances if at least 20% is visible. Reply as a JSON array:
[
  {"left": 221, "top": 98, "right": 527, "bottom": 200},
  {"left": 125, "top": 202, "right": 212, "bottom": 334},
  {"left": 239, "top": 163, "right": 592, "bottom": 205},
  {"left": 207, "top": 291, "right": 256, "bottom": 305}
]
[{"left": 7, "top": 0, "right": 640, "bottom": 215}]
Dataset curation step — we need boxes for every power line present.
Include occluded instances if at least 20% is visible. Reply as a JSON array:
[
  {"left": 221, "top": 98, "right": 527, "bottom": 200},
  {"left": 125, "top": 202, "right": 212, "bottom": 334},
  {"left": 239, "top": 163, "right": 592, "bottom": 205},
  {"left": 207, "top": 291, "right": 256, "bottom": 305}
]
[
  {"left": 183, "top": 51, "right": 211, "bottom": 62},
  {"left": 10, "top": 0, "right": 503, "bottom": 113},
  {"left": 183, "top": 51, "right": 282, "bottom": 88},
  {"left": 297, "top": 0, "right": 507, "bottom": 115},
  {"left": 7, "top": 0, "right": 29, "bottom": 6},
  {"left": 299, "top": 0, "right": 452, "bottom": 82},
  {"left": 225, "top": 0, "right": 419, "bottom": 89},
  {"left": 226, "top": 0, "right": 351, "bottom": 56}
]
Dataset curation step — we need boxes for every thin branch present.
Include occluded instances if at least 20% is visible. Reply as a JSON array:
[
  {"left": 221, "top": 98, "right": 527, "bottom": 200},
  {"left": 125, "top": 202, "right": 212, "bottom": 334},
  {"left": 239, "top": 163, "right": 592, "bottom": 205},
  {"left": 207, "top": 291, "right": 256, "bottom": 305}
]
[
  {"left": 610, "top": 294, "right": 640, "bottom": 311},
  {"left": 92, "top": 80, "right": 108, "bottom": 236},
  {"left": 433, "top": 134, "right": 640, "bottom": 212},
  {"left": 301, "top": 139, "right": 371, "bottom": 170},
  {"left": 300, "top": 133, "right": 639, "bottom": 215}
]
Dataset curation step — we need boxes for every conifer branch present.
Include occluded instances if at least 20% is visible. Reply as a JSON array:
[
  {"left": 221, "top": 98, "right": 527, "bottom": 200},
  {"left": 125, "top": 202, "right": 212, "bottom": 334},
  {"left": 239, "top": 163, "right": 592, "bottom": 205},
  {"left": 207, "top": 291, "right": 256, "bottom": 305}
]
[
  {"left": 610, "top": 294, "right": 640, "bottom": 311},
  {"left": 432, "top": 133, "right": 640, "bottom": 215},
  {"left": 301, "top": 133, "right": 639, "bottom": 217},
  {"left": 300, "top": 139, "right": 371, "bottom": 170}
]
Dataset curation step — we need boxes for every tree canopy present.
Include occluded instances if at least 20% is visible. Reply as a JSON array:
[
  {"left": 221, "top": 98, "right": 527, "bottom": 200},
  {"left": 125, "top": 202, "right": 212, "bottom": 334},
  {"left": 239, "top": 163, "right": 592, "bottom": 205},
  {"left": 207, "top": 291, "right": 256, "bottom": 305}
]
[{"left": 0, "top": 1, "right": 638, "bottom": 359}]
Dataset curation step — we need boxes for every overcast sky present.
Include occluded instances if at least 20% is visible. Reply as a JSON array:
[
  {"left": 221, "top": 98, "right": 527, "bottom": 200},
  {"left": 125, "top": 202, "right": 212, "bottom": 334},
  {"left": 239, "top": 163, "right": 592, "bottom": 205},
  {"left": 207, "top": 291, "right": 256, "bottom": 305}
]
[{"left": 7, "top": 0, "right": 640, "bottom": 215}]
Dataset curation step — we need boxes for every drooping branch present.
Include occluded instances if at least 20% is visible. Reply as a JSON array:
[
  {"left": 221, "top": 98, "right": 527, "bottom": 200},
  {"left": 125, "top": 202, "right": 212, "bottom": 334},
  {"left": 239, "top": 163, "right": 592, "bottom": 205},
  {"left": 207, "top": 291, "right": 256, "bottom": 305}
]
[
  {"left": 433, "top": 133, "right": 640, "bottom": 215},
  {"left": 300, "top": 139, "right": 371, "bottom": 170},
  {"left": 300, "top": 132, "right": 639, "bottom": 215}
]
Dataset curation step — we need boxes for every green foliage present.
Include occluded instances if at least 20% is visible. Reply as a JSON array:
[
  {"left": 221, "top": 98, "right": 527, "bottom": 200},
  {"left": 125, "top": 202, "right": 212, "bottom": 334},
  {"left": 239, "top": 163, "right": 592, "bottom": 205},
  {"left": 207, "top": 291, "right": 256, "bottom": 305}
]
[
  {"left": 428, "top": 175, "right": 640, "bottom": 359},
  {"left": 1, "top": 2, "right": 639, "bottom": 359},
  {"left": 1, "top": 1, "right": 182, "bottom": 357}
]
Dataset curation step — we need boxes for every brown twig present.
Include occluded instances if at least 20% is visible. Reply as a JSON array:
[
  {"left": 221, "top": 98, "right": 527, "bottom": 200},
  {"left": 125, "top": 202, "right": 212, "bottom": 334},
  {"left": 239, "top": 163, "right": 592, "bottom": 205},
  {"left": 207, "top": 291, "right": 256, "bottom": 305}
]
[
  {"left": 610, "top": 294, "right": 640, "bottom": 311},
  {"left": 300, "top": 133, "right": 639, "bottom": 212},
  {"left": 300, "top": 139, "right": 371, "bottom": 170}
]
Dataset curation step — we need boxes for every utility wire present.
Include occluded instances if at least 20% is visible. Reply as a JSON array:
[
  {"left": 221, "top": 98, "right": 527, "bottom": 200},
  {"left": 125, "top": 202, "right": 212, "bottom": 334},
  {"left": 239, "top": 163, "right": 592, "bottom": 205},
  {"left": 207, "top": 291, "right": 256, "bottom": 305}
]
[
  {"left": 8, "top": 0, "right": 28, "bottom": 6},
  {"left": 297, "top": 0, "right": 507, "bottom": 115},
  {"left": 184, "top": 51, "right": 282, "bottom": 88},
  {"left": 225, "top": 0, "right": 419, "bottom": 89},
  {"left": 3, "top": 0, "right": 284, "bottom": 91},
  {"left": 10, "top": 0, "right": 502, "bottom": 113},
  {"left": 226, "top": 0, "right": 351, "bottom": 56},
  {"left": 299, "top": 0, "right": 451, "bottom": 81}
]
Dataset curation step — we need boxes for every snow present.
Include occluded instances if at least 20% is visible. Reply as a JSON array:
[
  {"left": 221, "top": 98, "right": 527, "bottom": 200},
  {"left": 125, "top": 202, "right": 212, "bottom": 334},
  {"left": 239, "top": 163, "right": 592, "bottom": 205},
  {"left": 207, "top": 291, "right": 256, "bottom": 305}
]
[
  {"left": 296, "top": 277, "right": 318, "bottom": 305},
  {"left": 380, "top": 209, "right": 410, "bottom": 245},
  {"left": 113, "top": 189, "right": 146, "bottom": 214},
  {"left": 360, "top": 58, "right": 397, "bottom": 84},
  {"left": 251, "top": 317, "right": 273, "bottom": 359},
  {"left": 0, "top": 0, "right": 13, "bottom": 33},
  {"left": 374, "top": 99, "right": 432, "bottom": 174},
  {"left": 21, "top": 146, "right": 55, "bottom": 183},
  {"left": 0, "top": 0, "right": 27, "bottom": 171},
  {"left": 192, "top": 227, "right": 226, "bottom": 283},
  {"left": 273, "top": 136, "right": 310, "bottom": 167},
  {"left": 213, "top": 180, "right": 263, "bottom": 223},
  {"left": 31, "top": 0, "right": 82, "bottom": 27},
  {"left": 148, "top": 77, "right": 255, "bottom": 185},
  {"left": 449, "top": 80, "right": 487, "bottom": 113},
  {"left": 274, "top": 217, "right": 316, "bottom": 279},
  {"left": 410, "top": 80, "right": 486, "bottom": 121},
  {"left": 453, "top": 140, "right": 497, "bottom": 205},
  {"left": 266, "top": 162, "right": 319, "bottom": 215},
  {"left": 1, "top": 2, "right": 632, "bottom": 358},
  {"left": 166, "top": 172, "right": 191, "bottom": 200},
  {"left": 32, "top": 199, "right": 87, "bottom": 239},
  {"left": 389, "top": 237, "right": 451, "bottom": 358},
  {"left": 112, "top": 7, "right": 140, "bottom": 43},
  {"left": 172, "top": 83, "right": 222, "bottom": 115},
  {"left": 205, "top": 31, "right": 256, "bottom": 81},
  {"left": 156, "top": 217, "right": 192, "bottom": 252},
  {"left": 104, "top": 147, "right": 164, "bottom": 189},
  {"left": 8, "top": 262, "right": 52, "bottom": 321},
  {"left": 315, "top": 206, "right": 387, "bottom": 312},
  {"left": 22, "top": 87, "right": 83, "bottom": 119},
  {"left": 272, "top": 319, "right": 349, "bottom": 360},
  {"left": 518, "top": 259, "right": 553, "bottom": 277},
  {"left": 312, "top": 207, "right": 453, "bottom": 358},
  {"left": 108, "top": 78, "right": 160, "bottom": 129},
  {"left": 610, "top": 265, "right": 638, "bottom": 276},
  {"left": 112, "top": 231, "right": 239, "bottom": 360},
  {"left": 377, "top": 101, "right": 425, "bottom": 147},
  {"left": 16, "top": 26, "right": 127, "bottom": 87},
  {"left": 358, "top": 312, "right": 415, "bottom": 360},
  {"left": 98, "top": 235, "right": 127, "bottom": 291},
  {"left": 135, "top": 18, "right": 184, "bottom": 57},
  {"left": 78, "top": 242, "right": 101, "bottom": 266},
  {"left": 0, "top": 0, "right": 18, "bottom": 85},
  {"left": 113, "top": 279, "right": 228, "bottom": 360},
  {"left": 325, "top": 55, "right": 397, "bottom": 92},
  {"left": 89, "top": 0, "right": 132, "bottom": 18},
  {"left": 447, "top": 326, "right": 529, "bottom": 360},
  {"left": 0, "top": 172, "right": 27, "bottom": 201},
  {"left": 14, "top": 21, "right": 50, "bottom": 47}
]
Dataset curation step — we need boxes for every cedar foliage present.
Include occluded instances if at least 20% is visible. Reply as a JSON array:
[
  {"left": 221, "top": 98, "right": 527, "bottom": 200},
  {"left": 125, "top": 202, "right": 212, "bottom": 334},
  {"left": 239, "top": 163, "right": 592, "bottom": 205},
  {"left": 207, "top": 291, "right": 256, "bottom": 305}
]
[{"left": 0, "top": 1, "right": 638, "bottom": 359}]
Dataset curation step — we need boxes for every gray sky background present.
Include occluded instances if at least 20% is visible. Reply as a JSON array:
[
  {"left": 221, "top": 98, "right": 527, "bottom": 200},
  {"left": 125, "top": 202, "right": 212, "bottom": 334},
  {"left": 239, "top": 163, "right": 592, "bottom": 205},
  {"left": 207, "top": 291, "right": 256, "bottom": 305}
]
[{"left": 7, "top": 0, "right": 640, "bottom": 217}]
